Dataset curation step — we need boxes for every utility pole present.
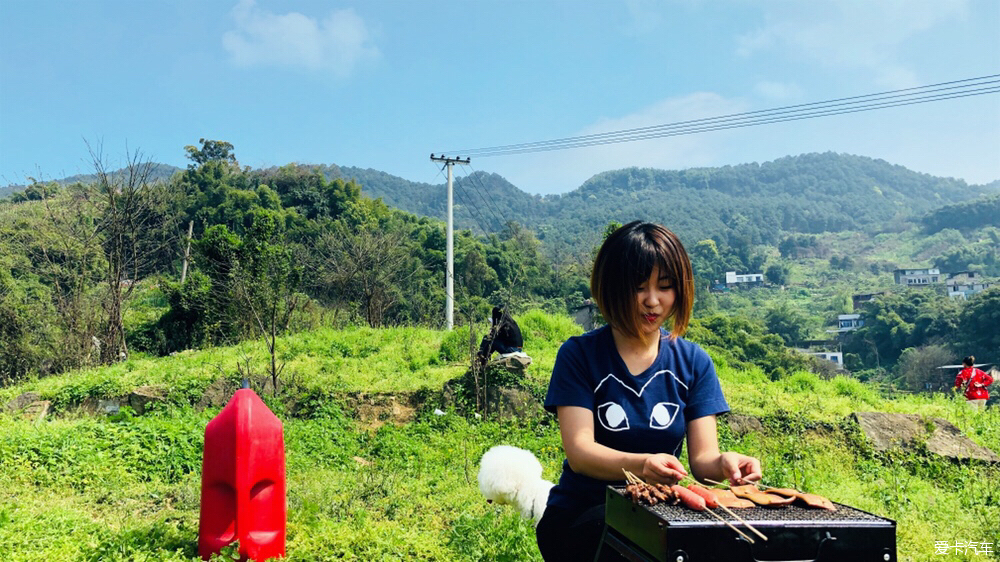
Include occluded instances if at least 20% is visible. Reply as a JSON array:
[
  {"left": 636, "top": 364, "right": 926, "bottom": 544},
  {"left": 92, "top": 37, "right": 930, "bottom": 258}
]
[
  {"left": 430, "top": 154, "right": 470, "bottom": 330},
  {"left": 181, "top": 220, "right": 194, "bottom": 283}
]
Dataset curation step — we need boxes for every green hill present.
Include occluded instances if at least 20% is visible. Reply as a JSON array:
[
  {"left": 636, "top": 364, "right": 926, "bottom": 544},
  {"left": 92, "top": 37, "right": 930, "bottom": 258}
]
[
  {"left": 9, "top": 153, "right": 996, "bottom": 258},
  {"left": 287, "top": 153, "right": 999, "bottom": 260},
  {"left": 2, "top": 311, "right": 997, "bottom": 561},
  {"left": 1, "top": 163, "right": 183, "bottom": 199}
]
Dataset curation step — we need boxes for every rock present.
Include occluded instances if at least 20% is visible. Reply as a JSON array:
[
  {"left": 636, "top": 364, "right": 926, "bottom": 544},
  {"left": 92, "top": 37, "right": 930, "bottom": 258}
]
[
  {"left": 98, "top": 399, "right": 121, "bottom": 415},
  {"left": 198, "top": 378, "right": 240, "bottom": 411},
  {"left": 128, "top": 385, "right": 167, "bottom": 415},
  {"left": 924, "top": 419, "right": 1000, "bottom": 462},
  {"left": 726, "top": 413, "right": 765, "bottom": 436},
  {"left": 22, "top": 400, "right": 51, "bottom": 422},
  {"left": 852, "top": 411, "right": 1000, "bottom": 463},
  {"left": 5, "top": 392, "right": 41, "bottom": 413},
  {"left": 483, "top": 386, "right": 541, "bottom": 420},
  {"left": 346, "top": 393, "right": 417, "bottom": 431}
]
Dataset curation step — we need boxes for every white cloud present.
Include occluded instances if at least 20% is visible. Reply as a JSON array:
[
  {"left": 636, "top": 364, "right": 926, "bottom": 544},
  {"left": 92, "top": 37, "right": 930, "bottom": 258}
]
[
  {"left": 753, "top": 80, "right": 803, "bottom": 101},
  {"left": 222, "top": 0, "right": 378, "bottom": 76},
  {"left": 735, "top": 0, "right": 968, "bottom": 88}
]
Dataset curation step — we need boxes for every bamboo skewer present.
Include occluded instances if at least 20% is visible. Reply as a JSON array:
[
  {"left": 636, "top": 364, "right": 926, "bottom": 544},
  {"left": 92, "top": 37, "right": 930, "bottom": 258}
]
[
  {"left": 715, "top": 502, "right": 768, "bottom": 541},
  {"left": 624, "top": 470, "right": 763, "bottom": 544},
  {"left": 625, "top": 470, "right": 756, "bottom": 544},
  {"left": 689, "top": 477, "right": 768, "bottom": 542},
  {"left": 703, "top": 507, "right": 755, "bottom": 544}
]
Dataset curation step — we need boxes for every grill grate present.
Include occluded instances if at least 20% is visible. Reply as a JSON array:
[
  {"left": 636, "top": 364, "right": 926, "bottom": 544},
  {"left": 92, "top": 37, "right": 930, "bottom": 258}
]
[{"left": 610, "top": 486, "right": 887, "bottom": 524}]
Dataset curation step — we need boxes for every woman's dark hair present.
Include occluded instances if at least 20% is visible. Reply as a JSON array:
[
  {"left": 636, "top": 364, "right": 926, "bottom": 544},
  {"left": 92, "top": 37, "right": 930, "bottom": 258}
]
[
  {"left": 591, "top": 221, "right": 694, "bottom": 341},
  {"left": 963, "top": 356, "right": 975, "bottom": 367}
]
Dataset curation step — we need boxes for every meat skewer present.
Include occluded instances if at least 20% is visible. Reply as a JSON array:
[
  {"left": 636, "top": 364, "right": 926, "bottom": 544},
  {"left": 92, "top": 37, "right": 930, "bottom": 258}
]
[
  {"left": 705, "top": 479, "right": 825, "bottom": 509},
  {"left": 622, "top": 470, "right": 756, "bottom": 544},
  {"left": 702, "top": 487, "right": 755, "bottom": 509},
  {"left": 686, "top": 482, "right": 768, "bottom": 541}
]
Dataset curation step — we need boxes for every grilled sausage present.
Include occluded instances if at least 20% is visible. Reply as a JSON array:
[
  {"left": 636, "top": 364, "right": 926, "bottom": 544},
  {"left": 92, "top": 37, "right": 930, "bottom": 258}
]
[
  {"left": 670, "top": 485, "right": 707, "bottom": 511},
  {"left": 686, "top": 484, "right": 720, "bottom": 508}
]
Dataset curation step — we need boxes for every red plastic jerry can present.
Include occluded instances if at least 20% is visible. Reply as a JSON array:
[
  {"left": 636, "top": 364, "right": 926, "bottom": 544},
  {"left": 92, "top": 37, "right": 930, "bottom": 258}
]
[{"left": 198, "top": 386, "right": 286, "bottom": 561}]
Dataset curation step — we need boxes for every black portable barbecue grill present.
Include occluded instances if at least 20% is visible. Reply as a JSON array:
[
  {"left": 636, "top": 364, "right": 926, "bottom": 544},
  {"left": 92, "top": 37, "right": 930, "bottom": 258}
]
[{"left": 598, "top": 486, "right": 896, "bottom": 562}]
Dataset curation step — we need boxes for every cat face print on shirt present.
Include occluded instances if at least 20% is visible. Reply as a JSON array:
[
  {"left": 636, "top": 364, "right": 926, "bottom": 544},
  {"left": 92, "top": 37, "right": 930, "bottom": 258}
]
[{"left": 593, "top": 371, "right": 685, "bottom": 432}]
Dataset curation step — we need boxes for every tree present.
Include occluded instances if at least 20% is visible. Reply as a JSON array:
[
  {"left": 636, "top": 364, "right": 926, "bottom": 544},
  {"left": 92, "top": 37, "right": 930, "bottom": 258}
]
[
  {"left": 184, "top": 139, "right": 237, "bottom": 168},
  {"left": 231, "top": 210, "right": 303, "bottom": 394},
  {"left": 764, "top": 303, "right": 808, "bottom": 345},
  {"left": 89, "top": 143, "right": 180, "bottom": 362},
  {"left": 765, "top": 264, "right": 790, "bottom": 286},
  {"left": 896, "top": 345, "right": 954, "bottom": 392},
  {"left": 956, "top": 286, "right": 1000, "bottom": 361},
  {"left": 314, "top": 220, "right": 414, "bottom": 328},
  {"left": 30, "top": 182, "right": 105, "bottom": 370}
]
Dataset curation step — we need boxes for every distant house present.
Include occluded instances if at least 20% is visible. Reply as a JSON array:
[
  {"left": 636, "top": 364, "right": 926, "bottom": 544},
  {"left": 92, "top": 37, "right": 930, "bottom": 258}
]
[
  {"left": 795, "top": 348, "right": 845, "bottom": 370},
  {"left": 851, "top": 292, "right": 885, "bottom": 309},
  {"left": 827, "top": 314, "right": 863, "bottom": 334},
  {"left": 725, "top": 271, "right": 764, "bottom": 287},
  {"left": 946, "top": 271, "right": 993, "bottom": 300},
  {"left": 808, "top": 351, "right": 844, "bottom": 368},
  {"left": 893, "top": 268, "right": 941, "bottom": 286},
  {"left": 708, "top": 279, "right": 730, "bottom": 293}
]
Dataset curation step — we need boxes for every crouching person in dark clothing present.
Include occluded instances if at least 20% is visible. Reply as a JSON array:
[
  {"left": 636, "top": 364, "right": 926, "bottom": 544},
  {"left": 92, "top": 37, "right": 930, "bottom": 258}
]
[{"left": 477, "top": 306, "right": 524, "bottom": 368}]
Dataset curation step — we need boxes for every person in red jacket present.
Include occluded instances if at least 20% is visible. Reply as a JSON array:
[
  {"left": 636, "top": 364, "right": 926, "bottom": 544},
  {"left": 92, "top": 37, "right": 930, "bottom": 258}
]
[{"left": 954, "top": 356, "right": 993, "bottom": 411}]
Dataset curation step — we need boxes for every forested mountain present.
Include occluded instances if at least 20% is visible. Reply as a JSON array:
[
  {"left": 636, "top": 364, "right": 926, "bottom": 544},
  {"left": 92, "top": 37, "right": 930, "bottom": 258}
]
[
  {"left": 0, "top": 163, "right": 182, "bottom": 199},
  {"left": 920, "top": 192, "right": 1000, "bottom": 233},
  {"left": 9, "top": 153, "right": 995, "bottom": 255},
  {"left": 331, "top": 153, "right": 996, "bottom": 260}
]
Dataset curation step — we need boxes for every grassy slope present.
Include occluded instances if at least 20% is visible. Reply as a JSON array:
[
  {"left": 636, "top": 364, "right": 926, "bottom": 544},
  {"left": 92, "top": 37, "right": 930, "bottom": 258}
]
[{"left": 1, "top": 311, "right": 998, "bottom": 561}]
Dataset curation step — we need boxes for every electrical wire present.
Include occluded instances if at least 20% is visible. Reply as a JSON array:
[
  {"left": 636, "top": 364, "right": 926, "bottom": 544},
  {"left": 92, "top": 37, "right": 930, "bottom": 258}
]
[{"left": 445, "top": 75, "right": 1000, "bottom": 157}]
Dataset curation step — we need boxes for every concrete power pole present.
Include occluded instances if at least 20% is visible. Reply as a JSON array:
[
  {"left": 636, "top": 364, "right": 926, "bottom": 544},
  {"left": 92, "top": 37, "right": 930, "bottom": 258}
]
[{"left": 430, "top": 154, "right": 470, "bottom": 330}]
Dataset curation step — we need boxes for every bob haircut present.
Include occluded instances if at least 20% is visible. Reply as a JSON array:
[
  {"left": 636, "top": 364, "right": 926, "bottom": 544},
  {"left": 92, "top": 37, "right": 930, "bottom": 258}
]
[{"left": 591, "top": 221, "right": 694, "bottom": 341}]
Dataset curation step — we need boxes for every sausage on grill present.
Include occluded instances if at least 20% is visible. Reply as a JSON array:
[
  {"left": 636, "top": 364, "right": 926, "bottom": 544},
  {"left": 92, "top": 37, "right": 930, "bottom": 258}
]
[
  {"left": 670, "top": 485, "right": 707, "bottom": 511},
  {"left": 686, "top": 484, "right": 720, "bottom": 508}
]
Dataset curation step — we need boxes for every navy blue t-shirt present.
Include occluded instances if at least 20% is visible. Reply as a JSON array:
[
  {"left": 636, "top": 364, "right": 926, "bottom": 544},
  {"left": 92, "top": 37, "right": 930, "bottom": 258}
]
[{"left": 544, "top": 325, "right": 729, "bottom": 509}]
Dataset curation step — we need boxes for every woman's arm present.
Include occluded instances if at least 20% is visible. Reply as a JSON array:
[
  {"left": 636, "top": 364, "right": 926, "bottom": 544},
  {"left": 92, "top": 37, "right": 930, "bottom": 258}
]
[
  {"left": 557, "top": 405, "right": 687, "bottom": 484},
  {"left": 686, "top": 415, "right": 762, "bottom": 485}
]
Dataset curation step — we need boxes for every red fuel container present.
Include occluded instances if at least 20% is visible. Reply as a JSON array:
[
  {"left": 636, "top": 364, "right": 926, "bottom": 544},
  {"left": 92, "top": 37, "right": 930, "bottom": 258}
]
[{"left": 198, "top": 387, "right": 286, "bottom": 561}]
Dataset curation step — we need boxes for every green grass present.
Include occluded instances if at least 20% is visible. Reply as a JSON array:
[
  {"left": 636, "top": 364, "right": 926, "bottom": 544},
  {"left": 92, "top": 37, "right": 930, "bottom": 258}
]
[{"left": 2, "top": 311, "right": 998, "bottom": 561}]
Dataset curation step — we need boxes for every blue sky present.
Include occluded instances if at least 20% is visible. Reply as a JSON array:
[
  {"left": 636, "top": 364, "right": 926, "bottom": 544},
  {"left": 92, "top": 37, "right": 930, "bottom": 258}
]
[{"left": 1, "top": 0, "right": 998, "bottom": 195}]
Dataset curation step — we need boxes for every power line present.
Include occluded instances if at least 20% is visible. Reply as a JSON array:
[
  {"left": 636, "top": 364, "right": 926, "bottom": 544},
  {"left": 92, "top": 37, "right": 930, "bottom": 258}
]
[
  {"left": 457, "top": 168, "right": 513, "bottom": 232},
  {"left": 447, "top": 74, "right": 1000, "bottom": 157}
]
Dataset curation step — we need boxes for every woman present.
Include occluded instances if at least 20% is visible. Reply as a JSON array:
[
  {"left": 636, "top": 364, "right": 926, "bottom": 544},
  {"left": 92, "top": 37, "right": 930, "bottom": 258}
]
[
  {"left": 476, "top": 306, "right": 524, "bottom": 367},
  {"left": 536, "top": 221, "right": 761, "bottom": 561},
  {"left": 954, "top": 356, "right": 993, "bottom": 411}
]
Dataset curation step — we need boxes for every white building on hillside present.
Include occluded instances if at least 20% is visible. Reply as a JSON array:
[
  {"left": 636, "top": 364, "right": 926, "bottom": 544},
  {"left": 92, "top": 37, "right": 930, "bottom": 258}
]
[
  {"left": 893, "top": 268, "right": 941, "bottom": 286},
  {"left": 946, "top": 272, "right": 993, "bottom": 300},
  {"left": 725, "top": 271, "right": 764, "bottom": 286},
  {"left": 827, "top": 314, "right": 863, "bottom": 334}
]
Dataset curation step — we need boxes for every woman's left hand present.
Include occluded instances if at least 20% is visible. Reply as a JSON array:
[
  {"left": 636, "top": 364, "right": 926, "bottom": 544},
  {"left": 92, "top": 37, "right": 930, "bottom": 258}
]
[{"left": 719, "top": 452, "right": 762, "bottom": 485}]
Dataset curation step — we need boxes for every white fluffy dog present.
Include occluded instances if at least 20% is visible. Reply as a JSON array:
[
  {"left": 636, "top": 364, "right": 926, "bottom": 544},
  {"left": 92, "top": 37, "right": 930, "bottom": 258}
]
[{"left": 477, "top": 445, "right": 554, "bottom": 526}]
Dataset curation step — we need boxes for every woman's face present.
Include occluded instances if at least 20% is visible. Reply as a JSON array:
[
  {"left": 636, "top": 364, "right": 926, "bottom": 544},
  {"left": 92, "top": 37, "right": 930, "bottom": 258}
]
[{"left": 635, "top": 265, "right": 676, "bottom": 337}]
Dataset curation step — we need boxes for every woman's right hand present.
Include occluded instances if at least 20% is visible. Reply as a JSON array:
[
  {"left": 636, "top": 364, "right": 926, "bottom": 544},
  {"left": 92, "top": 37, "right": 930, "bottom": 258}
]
[{"left": 641, "top": 453, "right": 688, "bottom": 485}]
